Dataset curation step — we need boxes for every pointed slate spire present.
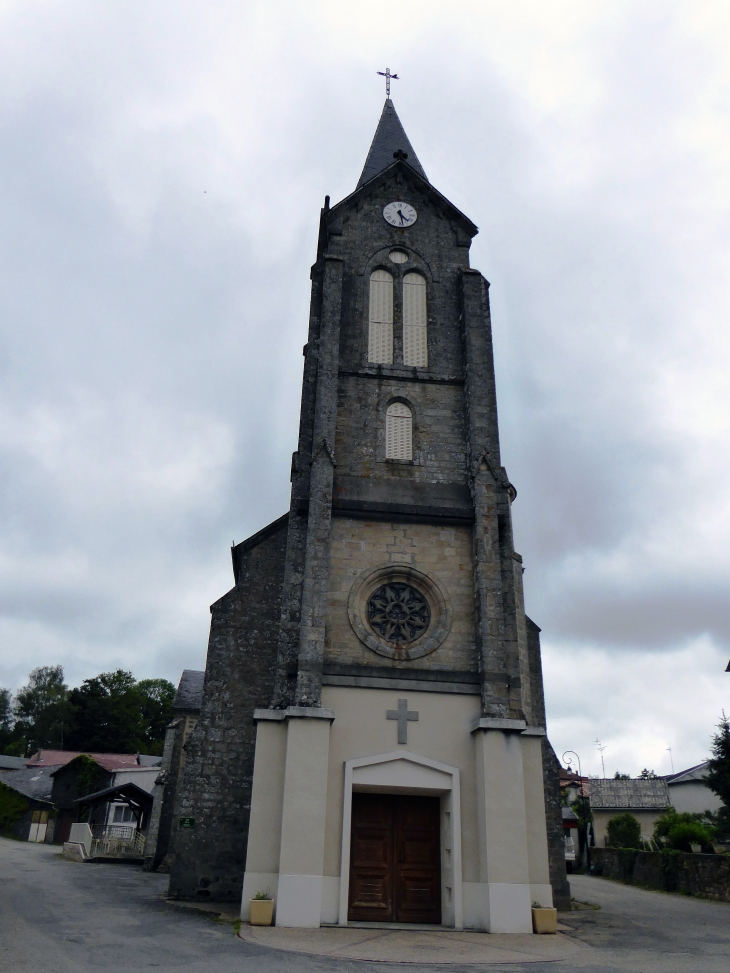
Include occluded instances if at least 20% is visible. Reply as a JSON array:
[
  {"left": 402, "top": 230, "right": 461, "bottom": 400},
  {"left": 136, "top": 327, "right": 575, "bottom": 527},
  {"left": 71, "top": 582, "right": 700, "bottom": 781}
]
[{"left": 357, "top": 99, "right": 428, "bottom": 188}]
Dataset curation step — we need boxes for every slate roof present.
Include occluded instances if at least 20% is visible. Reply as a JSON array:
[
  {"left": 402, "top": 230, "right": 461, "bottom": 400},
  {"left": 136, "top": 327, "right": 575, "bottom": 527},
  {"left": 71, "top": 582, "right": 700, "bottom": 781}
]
[
  {"left": 173, "top": 670, "right": 204, "bottom": 712},
  {"left": 74, "top": 780, "right": 153, "bottom": 808},
  {"left": 562, "top": 806, "right": 579, "bottom": 823},
  {"left": 0, "top": 765, "right": 56, "bottom": 803},
  {"left": 589, "top": 778, "right": 670, "bottom": 810},
  {"left": 357, "top": 99, "right": 428, "bottom": 188},
  {"left": 0, "top": 754, "right": 25, "bottom": 769},
  {"left": 665, "top": 761, "right": 710, "bottom": 785}
]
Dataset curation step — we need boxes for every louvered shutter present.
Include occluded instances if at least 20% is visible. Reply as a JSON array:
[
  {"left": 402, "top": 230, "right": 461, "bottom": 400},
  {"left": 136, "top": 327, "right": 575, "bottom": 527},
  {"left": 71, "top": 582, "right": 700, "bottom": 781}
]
[
  {"left": 386, "top": 402, "right": 413, "bottom": 460},
  {"left": 368, "top": 270, "right": 393, "bottom": 364},
  {"left": 403, "top": 272, "right": 428, "bottom": 367}
]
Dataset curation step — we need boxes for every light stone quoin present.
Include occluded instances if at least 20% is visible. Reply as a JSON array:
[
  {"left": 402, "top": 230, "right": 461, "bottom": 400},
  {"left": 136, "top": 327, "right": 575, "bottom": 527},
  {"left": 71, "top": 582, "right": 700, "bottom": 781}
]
[{"left": 166, "top": 95, "right": 570, "bottom": 930}]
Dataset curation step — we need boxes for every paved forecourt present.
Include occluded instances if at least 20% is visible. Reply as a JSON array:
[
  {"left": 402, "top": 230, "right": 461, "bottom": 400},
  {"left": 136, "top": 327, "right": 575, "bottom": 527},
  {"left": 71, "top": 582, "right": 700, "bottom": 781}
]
[{"left": 2, "top": 838, "right": 730, "bottom": 973}]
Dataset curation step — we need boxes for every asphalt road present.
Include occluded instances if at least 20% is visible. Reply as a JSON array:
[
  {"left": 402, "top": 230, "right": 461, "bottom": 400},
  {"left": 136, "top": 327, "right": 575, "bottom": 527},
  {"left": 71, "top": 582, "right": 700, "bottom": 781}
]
[{"left": 1, "top": 837, "right": 729, "bottom": 972}]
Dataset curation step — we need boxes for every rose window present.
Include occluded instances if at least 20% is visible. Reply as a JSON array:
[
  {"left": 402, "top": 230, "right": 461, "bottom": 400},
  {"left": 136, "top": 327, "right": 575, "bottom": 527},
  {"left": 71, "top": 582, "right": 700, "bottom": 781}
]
[{"left": 366, "top": 583, "right": 431, "bottom": 644}]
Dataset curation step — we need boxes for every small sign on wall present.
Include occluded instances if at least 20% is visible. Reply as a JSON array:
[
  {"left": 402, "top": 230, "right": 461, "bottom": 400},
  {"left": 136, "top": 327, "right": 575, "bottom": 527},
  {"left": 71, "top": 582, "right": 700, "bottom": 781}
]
[{"left": 179, "top": 817, "right": 196, "bottom": 829}]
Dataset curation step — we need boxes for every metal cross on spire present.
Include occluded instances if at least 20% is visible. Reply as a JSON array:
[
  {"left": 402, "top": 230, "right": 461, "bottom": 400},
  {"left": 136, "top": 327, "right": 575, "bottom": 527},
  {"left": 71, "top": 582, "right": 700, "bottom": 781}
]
[{"left": 377, "top": 67, "right": 399, "bottom": 99}]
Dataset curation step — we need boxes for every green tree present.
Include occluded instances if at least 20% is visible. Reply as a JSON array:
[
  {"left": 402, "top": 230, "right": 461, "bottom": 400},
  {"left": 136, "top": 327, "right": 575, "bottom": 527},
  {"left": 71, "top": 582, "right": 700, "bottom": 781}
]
[
  {"left": 13, "top": 666, "right": 69, "bottom": 752},
  {"left": 706, "top": 712, "right": 730, "bottom": 806},
  {"left": 606, "top": 812, "right": 641, "bottom": 849},
  {"left": 665, "top": 819, "right": 713, "bottom": 852},
  {"left": 638, "top": 768, "right": 658, "bottom": 779},
  {"left": 135, "top": 678, "right": 175, "bottom": 754},
  {"left": 65, "top": 670, "right": 144, "bottom": 753},
  {"left": 0, "top": 688, "right": 13, "bottom": 753},
  {"left": 613, "top": 771, "right": 630, "bottom": 779},
  {"left": 0, "top": 780, "right": 29, "bottom": 833}
]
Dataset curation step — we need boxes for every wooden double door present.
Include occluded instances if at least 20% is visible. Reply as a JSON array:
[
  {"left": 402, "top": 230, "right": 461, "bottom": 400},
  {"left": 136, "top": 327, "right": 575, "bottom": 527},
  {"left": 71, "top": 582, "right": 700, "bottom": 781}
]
[{"left": 348, "top": 792, "right": 441, "bottom": 924}]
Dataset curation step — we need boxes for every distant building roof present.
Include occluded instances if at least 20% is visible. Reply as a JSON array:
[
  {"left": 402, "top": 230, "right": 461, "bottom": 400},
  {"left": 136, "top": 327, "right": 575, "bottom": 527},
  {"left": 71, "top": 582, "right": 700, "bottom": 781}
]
[
  {"left": 26, "top": 749, "right": 142, "bottom": 769},
  {"left": 589, "top": 778, "right": 670, "bottom": 810},
  {"left": 562, "top": 806, "right": 579, "bottom": 823},
  {"left": 74, "top": 780, "right": 154, "bottom": 809},
  {"left": 137, "top": 754, "right": 162, "bottom": 767},
  {"left": 173, "top": 670, "right": 204, "bottom": 712},
  {"left": 665, "top": 761, "right": 711, "bottom": 786},
  {"left": 0, "top": 754, "right": 25, "bottom": 770},
  {"left": 0, "top": 765, "right": 56, "bottom": 803}
]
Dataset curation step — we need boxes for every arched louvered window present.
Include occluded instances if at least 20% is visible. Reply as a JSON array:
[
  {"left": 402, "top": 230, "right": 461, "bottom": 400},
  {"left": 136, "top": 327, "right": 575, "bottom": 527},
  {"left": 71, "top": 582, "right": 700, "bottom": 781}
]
[
  {"left": 386, "top": 402, "right": 413, "bottom": 460},
  {"left": 368, "top": 269, "right": 393, "bottom": 364},
  {"left": 402, "top": 272, "right": 428, "bottom": 367}
]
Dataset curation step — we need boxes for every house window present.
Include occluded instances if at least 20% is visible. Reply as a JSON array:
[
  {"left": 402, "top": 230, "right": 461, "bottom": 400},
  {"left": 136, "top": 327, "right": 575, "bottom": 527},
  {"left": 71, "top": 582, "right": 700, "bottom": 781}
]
[
  {"left": 113, "top": 804, "right": 134, "bottom": 823},
  {"left": 403, "top": 272, "right": 427, "bottom": 367},
  {"left": 386, "top": 402, "right": 413, "bottom": 460},
  {"left": 368, "top": 269, "right": 394, "bottom": 364}
]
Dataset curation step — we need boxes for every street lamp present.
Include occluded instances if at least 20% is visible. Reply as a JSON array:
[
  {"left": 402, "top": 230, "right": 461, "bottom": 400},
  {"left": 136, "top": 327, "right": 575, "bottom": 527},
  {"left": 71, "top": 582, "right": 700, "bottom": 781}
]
[
  {"left": 563, "top": 750, "right": 590, "bottom": 870},
  {"left": 562, "top": 750, "right": 583, "bottom": 798}
]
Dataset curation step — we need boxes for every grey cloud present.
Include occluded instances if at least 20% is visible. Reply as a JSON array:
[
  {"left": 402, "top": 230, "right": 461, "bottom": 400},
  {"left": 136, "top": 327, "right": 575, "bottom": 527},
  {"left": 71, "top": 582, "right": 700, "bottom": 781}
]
[{"left": 0, "top": 2, "right": 728, "bottom": 774}]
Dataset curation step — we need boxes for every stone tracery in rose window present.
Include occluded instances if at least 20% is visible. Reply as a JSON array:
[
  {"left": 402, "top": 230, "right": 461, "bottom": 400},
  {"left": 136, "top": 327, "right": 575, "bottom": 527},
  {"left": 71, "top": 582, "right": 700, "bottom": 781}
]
[{"left": 366, "top": 582, "right": 431, "bottom": 644}]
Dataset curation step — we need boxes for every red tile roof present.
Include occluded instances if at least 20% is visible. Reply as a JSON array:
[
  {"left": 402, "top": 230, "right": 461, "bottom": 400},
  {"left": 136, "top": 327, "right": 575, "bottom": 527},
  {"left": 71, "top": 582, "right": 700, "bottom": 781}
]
[{"left": 25, "top": 749, "right": 141, "bottom": 770}]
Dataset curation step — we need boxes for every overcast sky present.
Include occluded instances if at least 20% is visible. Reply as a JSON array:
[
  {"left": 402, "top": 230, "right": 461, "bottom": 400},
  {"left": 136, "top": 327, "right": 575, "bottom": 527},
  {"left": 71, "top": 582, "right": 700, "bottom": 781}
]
[{"left": 1, "top": 1, "right": 728, "bottom": 777}]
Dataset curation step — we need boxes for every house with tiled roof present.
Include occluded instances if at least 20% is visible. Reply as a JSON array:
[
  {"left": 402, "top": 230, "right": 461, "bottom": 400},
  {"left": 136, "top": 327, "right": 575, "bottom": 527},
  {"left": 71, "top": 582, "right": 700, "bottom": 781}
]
[
  {"left": 589, "top": 778, "right": 671, "bottom": 846},
  {"left": 48, "top": 752, "right": 160, "bottom": 844},
  {"left": 25, "top": 749, "right": 141, "bottom": 770}
]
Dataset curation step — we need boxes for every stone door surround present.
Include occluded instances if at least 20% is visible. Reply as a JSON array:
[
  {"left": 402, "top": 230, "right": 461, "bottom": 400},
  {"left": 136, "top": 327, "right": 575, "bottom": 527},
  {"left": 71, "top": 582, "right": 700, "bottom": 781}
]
[{"left": 338, "top": 751, "right": 463, "bottom": 928}]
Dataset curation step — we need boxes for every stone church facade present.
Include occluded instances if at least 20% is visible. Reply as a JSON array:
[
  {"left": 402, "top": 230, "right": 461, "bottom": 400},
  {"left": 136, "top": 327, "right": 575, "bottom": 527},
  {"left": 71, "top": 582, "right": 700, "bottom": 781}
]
[{"left": 168, "top": 100, "right": 569, "bottom": 931}]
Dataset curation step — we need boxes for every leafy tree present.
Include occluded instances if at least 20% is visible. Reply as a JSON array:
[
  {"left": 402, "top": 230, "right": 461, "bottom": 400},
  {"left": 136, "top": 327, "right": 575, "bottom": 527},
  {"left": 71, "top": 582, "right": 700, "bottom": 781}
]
[
  {"left": 0, "top": 780, "right": 29, "bottom": 834},
  {"left": 613, "top": 771, "right": 630, "bottom": 779},
  {"left": 135, "top": 678, "right": 175, "bottom": 754},
  {"left": 606, "top": 812, "right": 641, "bottom": 849},
  {"left": 639, "top": 768, "right": 658, "bottom": 779},
  {"left": 13, "top": 666, "right": 69, "bottom": 752},
  {"left": 65, "top": 670, "right": 175, "bottom": 754},
  {"left": 665, "top": 819, "right": 713, "bottom": 852},
  {"left": 0, "top": 688, "right": 14, "bottom": 753},
  {"left": 706, "top": 712, "right": 730, "bottom": 810},
  {"left": 653, "top": 808, "right": 715, "bottom": 847},
  {"left": 65, "top": 669, "right": 143, "bottom": 753},
  {"left": 570, "top": 795, "right": 592, "bottom": 867}
]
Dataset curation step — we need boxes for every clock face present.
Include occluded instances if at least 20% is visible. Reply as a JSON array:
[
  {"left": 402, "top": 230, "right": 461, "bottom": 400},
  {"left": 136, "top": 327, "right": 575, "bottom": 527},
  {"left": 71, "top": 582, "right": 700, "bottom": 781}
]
[{"left": 383, "top": 201, "right": 417, "bottom": 228}]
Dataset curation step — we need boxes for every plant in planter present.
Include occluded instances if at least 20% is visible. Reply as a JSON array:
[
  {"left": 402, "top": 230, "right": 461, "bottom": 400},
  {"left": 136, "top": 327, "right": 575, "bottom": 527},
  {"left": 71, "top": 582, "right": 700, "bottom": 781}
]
[
  {"left": 531, "top": 901, "right": 557, "bottom": 934},
  {"left": 249, "top": 891, "right": 274, "bottom": 926}
]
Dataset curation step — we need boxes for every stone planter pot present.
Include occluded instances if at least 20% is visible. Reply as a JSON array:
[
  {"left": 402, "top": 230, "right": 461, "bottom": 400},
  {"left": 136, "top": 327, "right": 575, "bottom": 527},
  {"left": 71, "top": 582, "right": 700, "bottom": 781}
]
[
  {"left": 690, "top": 843, "right": 702, "bottom": 854},
  {"left": 531, "top": 907, "right": 557, "bottom": 934},
  {"left": 249, "top": 898, "right": 274, "bottom": 926}
]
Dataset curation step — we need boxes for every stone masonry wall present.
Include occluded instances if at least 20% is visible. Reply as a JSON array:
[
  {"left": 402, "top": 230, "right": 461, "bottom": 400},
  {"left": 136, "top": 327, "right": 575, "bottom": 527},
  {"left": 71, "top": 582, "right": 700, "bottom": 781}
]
[
  {"left": 167, "top": 520, "right": 287, "bottom": 902},
  {"left": 326, "top": 516, "right": 476, "bottom": 672},
  {"left": 592, "top": 847, "right": 730, "bottom": 901}
]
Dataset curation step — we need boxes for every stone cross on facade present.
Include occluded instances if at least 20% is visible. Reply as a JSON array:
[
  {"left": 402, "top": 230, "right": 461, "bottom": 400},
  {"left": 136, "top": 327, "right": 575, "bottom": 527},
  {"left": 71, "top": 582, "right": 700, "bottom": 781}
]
[{"left": 386, "top": 698, "right": 418, "bottom": 744}]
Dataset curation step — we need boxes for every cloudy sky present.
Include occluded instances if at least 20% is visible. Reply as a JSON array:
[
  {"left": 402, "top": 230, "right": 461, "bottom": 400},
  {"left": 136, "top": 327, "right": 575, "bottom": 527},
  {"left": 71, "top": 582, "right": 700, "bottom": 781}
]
[{"left": 1, "top": 0, "right": 729, "bottom": 777}]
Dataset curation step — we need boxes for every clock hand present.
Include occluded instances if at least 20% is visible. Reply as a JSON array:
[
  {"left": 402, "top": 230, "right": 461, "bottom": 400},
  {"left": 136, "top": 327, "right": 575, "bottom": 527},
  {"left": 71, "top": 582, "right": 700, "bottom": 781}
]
[{"left": 398, "top": 209, "right": 406, "bottom": 224}]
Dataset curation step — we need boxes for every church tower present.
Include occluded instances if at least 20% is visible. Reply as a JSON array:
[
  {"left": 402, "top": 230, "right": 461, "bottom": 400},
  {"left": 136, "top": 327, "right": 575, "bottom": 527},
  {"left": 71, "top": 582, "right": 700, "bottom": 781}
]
[{"left": 168, "top": 99, "right": 568, "bottom": 931}]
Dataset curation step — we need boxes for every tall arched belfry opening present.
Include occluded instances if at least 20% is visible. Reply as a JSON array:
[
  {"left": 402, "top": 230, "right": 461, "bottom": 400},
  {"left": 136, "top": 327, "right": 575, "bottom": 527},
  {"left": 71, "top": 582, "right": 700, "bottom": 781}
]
[{"left": 167, "top": 98, "right": 569, "bottom": 931}]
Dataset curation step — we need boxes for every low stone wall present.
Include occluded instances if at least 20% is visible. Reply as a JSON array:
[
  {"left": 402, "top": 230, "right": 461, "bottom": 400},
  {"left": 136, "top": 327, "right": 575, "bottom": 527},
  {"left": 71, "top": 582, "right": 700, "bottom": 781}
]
[{"left": 592, "top": 847, "right": 730, "bottom": 900}]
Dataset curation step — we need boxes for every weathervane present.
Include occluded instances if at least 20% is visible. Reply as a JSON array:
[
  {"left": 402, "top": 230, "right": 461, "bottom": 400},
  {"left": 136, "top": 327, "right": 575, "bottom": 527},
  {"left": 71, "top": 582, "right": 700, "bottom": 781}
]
[{"left": 377, "top": 67, "right": 399, "bottom": 98}]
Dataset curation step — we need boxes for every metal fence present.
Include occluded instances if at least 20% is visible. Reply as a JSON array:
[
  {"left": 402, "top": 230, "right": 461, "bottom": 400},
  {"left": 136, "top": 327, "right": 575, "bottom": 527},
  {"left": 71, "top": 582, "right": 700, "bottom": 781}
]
[{"left": 89, "top": 825, "right": 146, "bottom": 859}]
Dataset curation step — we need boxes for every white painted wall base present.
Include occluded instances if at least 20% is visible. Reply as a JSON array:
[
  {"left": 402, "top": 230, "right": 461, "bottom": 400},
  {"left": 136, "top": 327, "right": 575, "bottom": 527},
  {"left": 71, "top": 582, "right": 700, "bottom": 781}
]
[
  {"left": 241, "top": 871, "right": 279, "bottom": 920},
  {"left": 276, "top": 874, "right": 323, "bottom": 927},
  {"left": 461, "top": 882, "right": 533, "bottom": 932},
  {"left": 487, "top": 883, "right": 533, "bottom": 933}
]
